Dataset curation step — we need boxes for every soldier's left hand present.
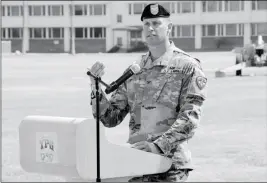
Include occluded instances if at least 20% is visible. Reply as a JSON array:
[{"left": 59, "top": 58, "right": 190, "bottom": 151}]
[{"left": 131, "top": 141, "right": 162, "bottom": 154}]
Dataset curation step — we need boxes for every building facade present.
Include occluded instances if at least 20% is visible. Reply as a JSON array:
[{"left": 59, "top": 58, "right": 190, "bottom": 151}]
[{"left": 1, "top": 0, "right": 267, "bottom": 53}]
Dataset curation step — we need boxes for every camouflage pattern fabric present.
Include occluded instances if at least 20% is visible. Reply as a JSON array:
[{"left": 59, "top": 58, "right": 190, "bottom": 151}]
[
  {"left": 90, "top": 41, "right": 207, "bottom": 176},
  {"left": 128, "top": 165, "right": 190, "bottom": 182}
]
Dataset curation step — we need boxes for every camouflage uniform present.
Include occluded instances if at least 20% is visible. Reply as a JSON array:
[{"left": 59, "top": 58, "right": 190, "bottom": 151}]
[{"left": 90, "top": 41, "right": 207, "bottom": 182}]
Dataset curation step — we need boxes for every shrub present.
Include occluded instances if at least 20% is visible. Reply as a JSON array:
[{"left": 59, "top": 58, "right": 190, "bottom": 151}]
[
  {"left": 215, "top": 37, "right": 227, "bottom": 49},
  {"left": 127, "top": 41, "right": 148, "bottom": 53},
  {"left": 107, "top": 45, "right": 121, "bottom": 53}
]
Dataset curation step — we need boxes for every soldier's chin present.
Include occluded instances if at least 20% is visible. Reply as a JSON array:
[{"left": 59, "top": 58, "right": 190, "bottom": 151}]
[{"left": 146, "top": 39, "right": 159, "bottom": 46}]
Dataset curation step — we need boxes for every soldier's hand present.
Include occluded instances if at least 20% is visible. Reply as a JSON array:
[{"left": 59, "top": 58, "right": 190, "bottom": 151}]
[
  {"left": 131, "top": 141, "right": 162, "bottom": 154},
  {"left": 88, "top": 61, "right": 105, "bottom": 84},
  {"left": 127, "top": 134, "right": 148, "bottom": 144}
]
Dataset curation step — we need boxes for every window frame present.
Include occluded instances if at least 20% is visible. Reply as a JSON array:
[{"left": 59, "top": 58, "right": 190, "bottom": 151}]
[
  {"left": 224, "top": 0, "right": 244, "bottom": 12},
  {"left": 174, "top": 25, "right": 195, "bottom": 38},
  {"left": 252, "top": 0, "right": 267, "bottom": 10},
  {"left": 5, "top": 28, "right": 23, "bottom": 39},
  {"left": 7, "top": 5, "right": 23, "bottom": 16},
  {"left": 251, "top": 23, "right": 267, "bottom": 36},
  {"left": 48, "top": 27, "right": 64, "bottom": 39},
  {"left": 73, "top": 4, "right": 87, "bottom": 16},
  {"left": 75, "top": 27, "right": 88, "bottom": 39},
  {"left": 117, "top": 37, "right": 122, "bottom": 46},
  {"left": 202, "top": 24, "right": 244, "bottom": 37},
  {"left": 89, "top": 4, "right": 106, "bottom": 16},
  {"left": 29, "top": 28, "right": 47, "bottom": 39},
  {"left": 117, "top": 14, "right": 122, "bottom": 23},
  {"left": 2, "top": 6, "right": 5, "bottom": 16},
  {"left": 29, "top": 5, "right": 46, "bottom": 16},
  {"left": 1, "top": 28, "right": 6, "bottom": 39},
  {"left": 202, "top": 1, "right": 222, "bottom": 12},
  {"left": 225, "top": 24, "right": 238, "bottom": 36},
  {"left": 178, "top": 1, "right": 195, "bottom": 14},
  {"left": 89, "top": 27, "right": 106, "bottom": 39},
  {"left": 132, "top": 3, "right": 145, "bottom": 15},
  {"left": 48, "top": 5, "right": 64, "bottom": 16}
]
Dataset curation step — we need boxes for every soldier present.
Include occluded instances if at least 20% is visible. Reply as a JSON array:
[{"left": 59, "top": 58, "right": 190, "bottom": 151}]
[{"left": 89, "top": 3, "right": 207, "bottom": 182}]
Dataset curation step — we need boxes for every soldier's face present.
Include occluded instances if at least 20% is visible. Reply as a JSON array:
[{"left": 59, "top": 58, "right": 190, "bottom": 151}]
[{"left": 143, "top": 17, "right": 171, "bottom": 46}]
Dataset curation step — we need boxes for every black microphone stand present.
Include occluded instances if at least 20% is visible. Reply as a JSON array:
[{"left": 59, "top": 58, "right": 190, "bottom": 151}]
[{"left": 86, "top": 70, "right": 110, "bottom": 182}]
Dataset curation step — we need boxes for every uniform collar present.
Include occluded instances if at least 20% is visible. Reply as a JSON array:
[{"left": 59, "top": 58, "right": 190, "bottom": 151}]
[{"left": 143, "top": 41, "right": 188, "bottom": 68}]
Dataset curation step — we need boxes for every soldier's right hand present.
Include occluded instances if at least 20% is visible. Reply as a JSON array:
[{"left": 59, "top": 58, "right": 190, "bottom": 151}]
[{"left": 88, "top": 61, "right": 105, "bottom": 84}]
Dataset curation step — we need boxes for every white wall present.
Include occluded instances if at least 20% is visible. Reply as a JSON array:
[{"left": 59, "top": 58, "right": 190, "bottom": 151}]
[
  {"left": 113, "top": 30, "right": 128, "bottom": 49},
  {"left": 2, "top": 0, "right": 267, "bottom": 51}
]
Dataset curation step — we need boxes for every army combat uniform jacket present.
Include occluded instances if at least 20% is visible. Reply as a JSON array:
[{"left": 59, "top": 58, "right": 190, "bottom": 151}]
[{"left": 90, "top": 41, "right": 207, "bottom": 171}]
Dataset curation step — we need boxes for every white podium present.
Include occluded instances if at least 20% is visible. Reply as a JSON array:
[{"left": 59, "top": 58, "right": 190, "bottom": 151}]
[{"left": 19, "top": 115, "right": 172, "bottom": 182}]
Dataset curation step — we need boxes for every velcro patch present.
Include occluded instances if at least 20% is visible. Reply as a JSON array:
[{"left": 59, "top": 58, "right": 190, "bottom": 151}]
[{"left": 196, "top": 76, "right": 207, "bottom": 90}]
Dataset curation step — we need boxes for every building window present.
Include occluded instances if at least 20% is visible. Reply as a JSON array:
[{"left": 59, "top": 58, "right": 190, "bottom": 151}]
[
  {"left": 251, "top": 24, "right": 256, "bottom": 36},
  {"left": 29, "top": 28, "right": 46, "bottom": 39},
  {"left": 1, "top": 28, "right": 6, "bottom": 39},
  {"left": 257, "top": 23, "right": 267, "bottom": 35},
  {"left": 7, "top": 6, "right": 23, "bottom": 16},
  {"left": 128, "top": 4, "right": 132, "bottom": 15},
  {"left": 90, "top": 4, "right": 105, "bottom": 15},
  {"left": 94, "top": 27, "right": 102, "bottom": 38},
  {"left": 252, "top": 0, "right": 267, "bottom": 10},
  {"left": 48, "top": 28, "right": 64, "bottom": 38},
  {"left": 117, "top": 14, "right": 122, "bottom": 23},
  {"left": 207, "top": 25, "right": 216, "bottom": 36},
  {"left": 202, "top": 1, "right": 222, "bottom": 12},
  {"left": 171, "top": 2, "right": 176, "bottom": 13},
  {"left": 224, "top": 1, "right": 244, "bottom": 11},
  {"left": 217, "top": 24, "right": 224, "bottom": 36},
  {"left": 204, "top": 24, "right": 243, "bottom": 37},
  {"left": 177, "top": 1, "right": 195, "bottom": 13},
  {"left": 182, "top": 1, "right": 195, "bottom": 13},
  {"left": 1, "top": 28, "right": 5, "bottom": 39},
  {"left": 160, "top": 2, "right": 171, "bottom": 13},
  {"left": 75, "top": 27, "right": 87, "bottom": 38},
  {"left": 74, "top": 5, "right": 87, "bottom": 16},
  {"left": 225, "top": 24, "right": 237, "bottom": 36},
  {"left": 176, "top": 25, "right": 194, "bottom": 38},
  {"left": 251, "top": 23, "right": 267, "bottom": 36},
  {"left": 207, "top": 1, "right": 218, "bottom": 12},
  {"left": 2, "top": 6, "right": 5, "bottom": 16},
  {"left": 202, "top": 24, "right": 216, "bottom": 36},
  {"left": 170, "top": 26, "right": 176, "bottom": 38},
  {"left": 133, "top": 3, "right": 144, "bottom": 14},
  {"left": 202, "top": 1, "right": 206, "bottom": 12},
  {"left": 29, "top": 5, "right": 46, "bottom": 16},
  {"left": 238, "top": 24, "right": 244, "bottom": 36},
  {"left": 130, "top": 31, "right": 142, "bottom": 39},
  {"left": 6, "top": 28, "right": 23, "bottom": 39},
  {"left": 89, "top": 27, "right": 106, "bottom": 38},
  {"left": 48, "top": 5, "right": 64, "bottom": 16},
  {"left": 181, "top": 25, "right": 191, "bottom": 37},
  {"left": 117, "top": 37, "right": 122, "bottom": 46}
]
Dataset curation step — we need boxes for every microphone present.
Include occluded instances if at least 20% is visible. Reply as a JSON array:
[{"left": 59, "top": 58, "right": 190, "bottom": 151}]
[{"left": 105, "top": 64, "right": 141, "bottom": 94}]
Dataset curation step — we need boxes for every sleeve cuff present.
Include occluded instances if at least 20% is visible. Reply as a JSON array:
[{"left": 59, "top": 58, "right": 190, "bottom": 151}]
[{"left": 153, "top": 136, "right": 172, "bottom": 156}]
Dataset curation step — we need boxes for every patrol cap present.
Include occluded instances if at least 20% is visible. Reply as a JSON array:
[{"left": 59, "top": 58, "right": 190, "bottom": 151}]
[{"left": 141, "top": 3, "right": 170, "bottom": 21}]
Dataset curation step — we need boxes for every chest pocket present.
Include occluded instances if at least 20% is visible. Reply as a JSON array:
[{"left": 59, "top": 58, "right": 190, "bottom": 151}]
[
  {"left": 152, "top": 70, "right": 184, "bottom": 110},
  {"left": 126, "top": 73, "right": 146, "bottom": 110},
  {"left": 126, "top": 68, "right": 184, "bottom": 110}
]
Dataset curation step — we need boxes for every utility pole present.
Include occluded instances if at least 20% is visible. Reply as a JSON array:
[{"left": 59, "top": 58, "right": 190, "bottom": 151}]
[{"left": 70, "top": 0, "right": 75, "bottom": 55}]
